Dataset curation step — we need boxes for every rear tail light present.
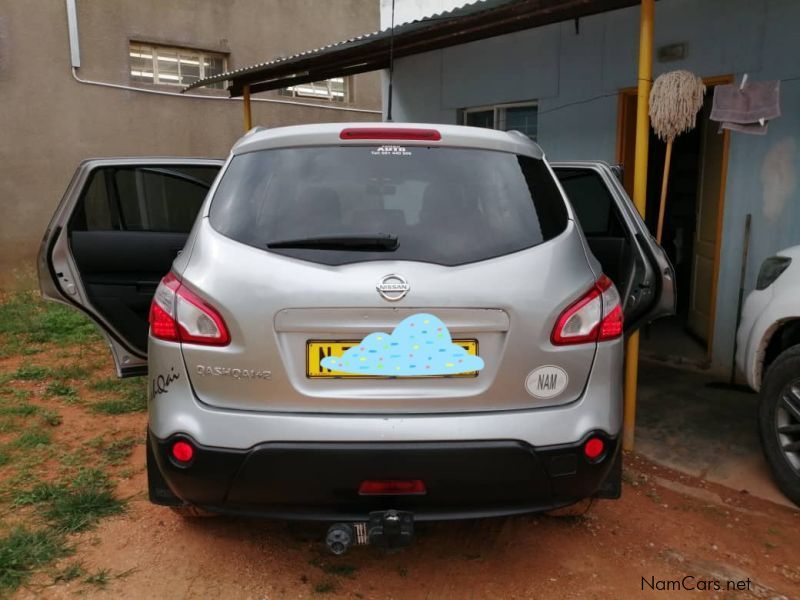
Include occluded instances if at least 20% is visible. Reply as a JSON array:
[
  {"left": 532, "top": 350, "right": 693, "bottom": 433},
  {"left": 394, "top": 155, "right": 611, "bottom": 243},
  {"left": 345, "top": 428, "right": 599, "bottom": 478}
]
[
  {"left": 358, "top": 479, "right": 427, "bottom": 496},
  {"left": 339, "top": 127, "right": 441, "bottom": 141},
  {"left": 148, "top": 272, "right": 230, "bottom": 346},
  {"left": 551, "top": 275, "right": 623, "bottom": 345}
]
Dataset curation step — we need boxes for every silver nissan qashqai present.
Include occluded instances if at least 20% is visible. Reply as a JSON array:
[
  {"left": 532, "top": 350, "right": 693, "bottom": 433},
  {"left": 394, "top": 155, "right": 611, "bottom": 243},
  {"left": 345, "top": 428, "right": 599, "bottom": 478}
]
[{"left": 39, "top": 123, "right": 674, "bottom": 541}]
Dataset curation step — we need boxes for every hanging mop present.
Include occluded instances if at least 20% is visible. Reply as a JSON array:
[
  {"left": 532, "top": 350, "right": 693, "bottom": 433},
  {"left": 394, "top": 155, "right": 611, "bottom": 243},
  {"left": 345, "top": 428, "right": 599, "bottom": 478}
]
[{"left": 648, "top": 70, "right": 706, "bottom": 243}]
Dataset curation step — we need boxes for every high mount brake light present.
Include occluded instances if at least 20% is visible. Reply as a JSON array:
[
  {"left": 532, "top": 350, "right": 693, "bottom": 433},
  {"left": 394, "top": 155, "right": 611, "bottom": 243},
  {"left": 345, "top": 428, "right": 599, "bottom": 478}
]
[
  {"left": 551, "top": 275, "right": 623, "bottom": 345},
  {"left": 148, "top": 272, "right": 230, "bottom": 346},
  {"left": 339, "top": 127, "right": 442, "bottom": 141}
]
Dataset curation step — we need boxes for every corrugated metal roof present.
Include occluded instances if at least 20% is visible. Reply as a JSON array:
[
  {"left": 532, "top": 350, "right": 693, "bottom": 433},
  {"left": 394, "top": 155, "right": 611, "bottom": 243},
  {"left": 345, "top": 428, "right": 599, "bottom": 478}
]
[{"left": 184, "top": 0, "right": 638, "bottom": 97}]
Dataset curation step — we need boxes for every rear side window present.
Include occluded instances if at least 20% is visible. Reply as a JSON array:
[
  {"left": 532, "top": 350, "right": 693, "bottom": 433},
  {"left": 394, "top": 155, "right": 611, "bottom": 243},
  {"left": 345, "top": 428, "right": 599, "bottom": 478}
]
[
  {"left": 70, "top": 166, "right": 218, "bottom": 233},
  {"left": 209, "top": 146, "right": 567, "bottom": 266}
]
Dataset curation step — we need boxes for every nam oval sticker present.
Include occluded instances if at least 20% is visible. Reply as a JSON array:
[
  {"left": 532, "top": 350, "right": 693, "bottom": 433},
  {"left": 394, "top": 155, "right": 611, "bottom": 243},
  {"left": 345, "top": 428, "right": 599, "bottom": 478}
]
[{"left": 525, "top": 365, "right": 568, "bottom": 399}]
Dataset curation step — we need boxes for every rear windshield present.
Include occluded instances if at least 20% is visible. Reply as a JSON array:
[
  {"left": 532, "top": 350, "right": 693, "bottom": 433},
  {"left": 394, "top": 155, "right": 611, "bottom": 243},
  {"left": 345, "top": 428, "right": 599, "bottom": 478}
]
[{"left": 209, "top": 146, "right": 568, "bottom": 266}]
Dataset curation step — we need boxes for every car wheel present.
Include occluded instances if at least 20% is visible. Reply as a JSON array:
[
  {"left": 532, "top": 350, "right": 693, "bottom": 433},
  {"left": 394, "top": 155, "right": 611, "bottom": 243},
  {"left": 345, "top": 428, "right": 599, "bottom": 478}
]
[
  {"left": 170, "top": 505, "right": 218, "bottom": 518},
  {"left": 759, "top": 345, "right": 800, "bottom": 507}
]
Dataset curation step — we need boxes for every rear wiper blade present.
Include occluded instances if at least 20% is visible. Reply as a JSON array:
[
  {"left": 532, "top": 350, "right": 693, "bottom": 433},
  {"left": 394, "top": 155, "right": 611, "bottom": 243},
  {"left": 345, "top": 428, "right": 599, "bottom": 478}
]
[{"left": 266, "top": 233, "right": 399, "bottom": 251}]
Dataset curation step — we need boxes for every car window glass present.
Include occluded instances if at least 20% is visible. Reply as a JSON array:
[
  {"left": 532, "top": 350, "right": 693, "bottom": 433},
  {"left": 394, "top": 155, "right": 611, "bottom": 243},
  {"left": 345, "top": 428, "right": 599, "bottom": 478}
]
[
  {"left": 210, "top": 147, "right": 568, "bottom": 266},
  {"left": 557, "top": 169, "right": 625, "bottom": 237},
  {"left": 70, "top": 165, "right": 218, "bottom": 233}
]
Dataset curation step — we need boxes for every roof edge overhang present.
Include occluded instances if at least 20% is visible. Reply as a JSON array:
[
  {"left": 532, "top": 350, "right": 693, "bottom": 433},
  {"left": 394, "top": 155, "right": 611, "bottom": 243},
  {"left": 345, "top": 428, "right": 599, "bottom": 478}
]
[{"left": 184, "top": 0, "right": 640, "bottom": 97}]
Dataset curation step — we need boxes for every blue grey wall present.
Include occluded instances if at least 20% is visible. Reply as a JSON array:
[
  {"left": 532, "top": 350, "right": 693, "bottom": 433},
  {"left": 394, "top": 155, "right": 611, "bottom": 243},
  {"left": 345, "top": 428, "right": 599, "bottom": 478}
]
[{"left": 387, "top": 0, "right": 800, "bottom": 371}]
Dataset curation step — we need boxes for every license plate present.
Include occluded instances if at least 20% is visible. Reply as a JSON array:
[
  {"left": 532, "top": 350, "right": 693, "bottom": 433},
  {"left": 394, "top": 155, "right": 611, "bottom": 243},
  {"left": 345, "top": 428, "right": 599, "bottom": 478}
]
[{"left": 307, "top": 339, "right": 479, "bottom": 378}]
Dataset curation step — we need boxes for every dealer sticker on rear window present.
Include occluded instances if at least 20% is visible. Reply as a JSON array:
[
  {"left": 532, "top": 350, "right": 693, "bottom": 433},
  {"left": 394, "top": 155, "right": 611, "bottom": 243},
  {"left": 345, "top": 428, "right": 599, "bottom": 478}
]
[
  {"left": 525, "top": 365, "right": 568, "bottom": 399},
  {"left": 371, "top": 145, "right": 412, "bottom": 157}
]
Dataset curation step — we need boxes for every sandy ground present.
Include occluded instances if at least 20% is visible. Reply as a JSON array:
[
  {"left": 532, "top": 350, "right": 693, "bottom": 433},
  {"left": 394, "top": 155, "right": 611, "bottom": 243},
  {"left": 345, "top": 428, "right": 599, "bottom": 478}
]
[{"left": 14, "top": 450, "right": 800, "bottom": 599}]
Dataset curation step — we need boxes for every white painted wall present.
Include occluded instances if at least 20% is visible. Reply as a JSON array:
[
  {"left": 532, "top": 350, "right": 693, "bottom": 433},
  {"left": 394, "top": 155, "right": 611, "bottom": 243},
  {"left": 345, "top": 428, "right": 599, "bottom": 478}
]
[
  {"left": 380, "top": 0, "right": 469, "bottom": 29},
  {"left": 385, "top": 0, "right": 800, "bottom": 372}
]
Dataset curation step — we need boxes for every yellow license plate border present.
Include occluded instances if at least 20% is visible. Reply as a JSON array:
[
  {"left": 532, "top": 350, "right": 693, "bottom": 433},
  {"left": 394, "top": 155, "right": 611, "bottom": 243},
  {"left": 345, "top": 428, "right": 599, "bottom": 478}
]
[{"left": 306, "top": 339, "right": 480, "bottom": 379}]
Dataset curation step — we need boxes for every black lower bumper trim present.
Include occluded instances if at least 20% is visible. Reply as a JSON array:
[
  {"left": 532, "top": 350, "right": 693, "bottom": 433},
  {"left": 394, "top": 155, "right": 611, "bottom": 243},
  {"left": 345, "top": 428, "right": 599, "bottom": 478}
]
[{"left": 148, "top": 430, "right": 620, "bottom": 521}]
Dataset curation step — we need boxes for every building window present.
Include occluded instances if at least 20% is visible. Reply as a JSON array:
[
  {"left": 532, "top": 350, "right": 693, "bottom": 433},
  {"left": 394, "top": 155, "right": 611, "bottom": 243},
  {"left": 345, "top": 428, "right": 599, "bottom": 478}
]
[
  {"left": 129, "top": 43, "right": 227, "bottom": 88},
  {"left": 463, "top": 102, "right": 538, "bottom": 140},
  {"left": 278, "top": 78, "right": 347, "bottom": 102}
]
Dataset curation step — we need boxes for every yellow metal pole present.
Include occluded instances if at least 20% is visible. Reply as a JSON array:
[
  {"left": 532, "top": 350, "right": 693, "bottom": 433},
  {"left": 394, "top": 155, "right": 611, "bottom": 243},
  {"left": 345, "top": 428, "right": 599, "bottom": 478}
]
[
  {"left": 243, "top": 84, "right": 252, "bottom": 132},
  {"left": 623, "top": 0, "right": 654, "bottom": 452}
]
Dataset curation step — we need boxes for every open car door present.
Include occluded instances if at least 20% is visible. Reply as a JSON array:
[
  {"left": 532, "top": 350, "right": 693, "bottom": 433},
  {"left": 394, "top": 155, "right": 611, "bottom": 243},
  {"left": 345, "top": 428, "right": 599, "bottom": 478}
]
[
  {"left": 38, "top": 158, "right": 224, "bottom": 377},
  {"left": 552, "top": 161, "right": 676, "bottom": 333}
]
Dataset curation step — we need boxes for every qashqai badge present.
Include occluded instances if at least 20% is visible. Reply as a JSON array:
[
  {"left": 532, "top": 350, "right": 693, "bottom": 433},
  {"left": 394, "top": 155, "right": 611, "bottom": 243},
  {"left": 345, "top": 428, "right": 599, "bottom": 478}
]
[{"left": 377, "top": 274, "right": 410, "bottom": 301}]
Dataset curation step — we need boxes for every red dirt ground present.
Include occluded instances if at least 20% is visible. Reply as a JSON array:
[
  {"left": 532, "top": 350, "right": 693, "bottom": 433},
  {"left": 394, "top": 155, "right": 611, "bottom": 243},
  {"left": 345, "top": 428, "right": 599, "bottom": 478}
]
[{"left": 15, "top": 450, "right": 800, "bottom": 599}]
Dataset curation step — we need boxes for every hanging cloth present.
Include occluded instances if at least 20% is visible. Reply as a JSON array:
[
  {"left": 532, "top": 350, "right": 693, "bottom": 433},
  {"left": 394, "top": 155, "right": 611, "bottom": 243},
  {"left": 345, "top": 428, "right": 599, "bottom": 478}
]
[{"left": 710, "top": 79, "right": 781, "bottom": 135}]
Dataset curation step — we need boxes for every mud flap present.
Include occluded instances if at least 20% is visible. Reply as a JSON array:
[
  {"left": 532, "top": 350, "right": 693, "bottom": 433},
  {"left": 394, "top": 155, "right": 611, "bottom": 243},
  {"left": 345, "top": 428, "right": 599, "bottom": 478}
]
[
  {"left": 147, "top": 431, "right": 182, "bottom": 506},
  {"left": 594, "top": 449, "right": 622, "bottom": 499}
]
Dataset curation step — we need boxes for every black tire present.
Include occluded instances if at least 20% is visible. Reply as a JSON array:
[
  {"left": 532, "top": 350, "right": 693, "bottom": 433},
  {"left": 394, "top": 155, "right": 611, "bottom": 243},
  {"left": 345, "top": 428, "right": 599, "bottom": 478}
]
[{"left": 759, "top": 345, "right": 800, "bottom": 507}]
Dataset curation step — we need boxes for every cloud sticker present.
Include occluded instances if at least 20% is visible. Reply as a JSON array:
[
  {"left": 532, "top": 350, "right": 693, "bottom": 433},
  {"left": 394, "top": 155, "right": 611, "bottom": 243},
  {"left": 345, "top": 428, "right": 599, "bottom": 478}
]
[{"left": 320, "top": 313, "right": 484, "bottom": 376}]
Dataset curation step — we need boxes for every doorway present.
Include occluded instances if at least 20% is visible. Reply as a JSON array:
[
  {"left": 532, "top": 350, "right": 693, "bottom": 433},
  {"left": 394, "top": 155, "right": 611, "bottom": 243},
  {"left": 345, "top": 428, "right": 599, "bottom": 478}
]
[{"left": 616, "top": 76, "right": 731, "bottom": 366}]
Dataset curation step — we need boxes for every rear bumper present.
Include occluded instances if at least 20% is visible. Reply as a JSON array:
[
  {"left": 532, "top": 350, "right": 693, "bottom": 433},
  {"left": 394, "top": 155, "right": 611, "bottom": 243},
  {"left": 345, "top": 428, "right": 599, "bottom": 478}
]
[{"left": 149, "top": 429, "right": 620, "bottom": 521}]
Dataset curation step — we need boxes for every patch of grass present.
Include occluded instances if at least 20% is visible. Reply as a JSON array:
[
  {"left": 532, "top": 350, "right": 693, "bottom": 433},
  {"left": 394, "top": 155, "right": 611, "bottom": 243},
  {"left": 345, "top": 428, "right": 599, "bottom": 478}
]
[
  {"left": 85, "top": 436, "right": 137, "bottom": 466},
  {"left": 12, "top": 469, "right": 124, "bottom": 533},
  {"left": 13, "top": 364, "right": 49, "bottom": 381},
  {"left": 90, "top": 379, "right": 147, "bottom": 415},
  {"left": 314, "top": 581, "right": 336, "bottom": 594},
  {"left": 0, "top": 402, "right": 38, "bottom": 417},
  {"left": 87, "top": 378, "right": 121, "bottom": 392},
  {"left": 13, "top": 429, "right": 51, "bottom": 450},
  {"left": 54, "top": 560, "right": 85, "bottom": 583},
  {"left": 106, "top": 438, "right": 137, "bottom": 465},
  {"left": 0, "top": 419, "right": 18, "bottom": 434},
  {"left": 84, "top": 568, "right": 110, "bottom": 588},
  {"left": 39, "top": 409, "right": 62, "bottom": 427},
  {"left": 12, "top": 482, "right": 64, "bottom": 507},
  {"left": 49, "top": 365, "right": 90, "bottom": 380},
  {"left": 0, "top": 451, "right": 8, "bottom": 467},
  {"left": 0, "top": 527, "right": 69, "bottom": 593},
  {"left": 45, "top": 381, "right": 78, "bottom": 400},
  {"left": 0, "top": 291, "right": 100, "bottom": 347},
  {"left": 44, "top": 470, "right": 124, "bottom": 533}
]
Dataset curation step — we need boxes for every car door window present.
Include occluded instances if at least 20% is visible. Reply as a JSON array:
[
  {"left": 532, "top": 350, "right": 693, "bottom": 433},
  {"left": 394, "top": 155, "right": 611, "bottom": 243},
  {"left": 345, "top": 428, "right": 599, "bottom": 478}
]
[
  {"left": 70, "top": 167, "right": 213, "bottom": 233},
  {"left": 66, "top": 164, "right": 219, "bottom": 357},
  {"left": 558, "top": 170, "right": 625, "bottom": 237}
]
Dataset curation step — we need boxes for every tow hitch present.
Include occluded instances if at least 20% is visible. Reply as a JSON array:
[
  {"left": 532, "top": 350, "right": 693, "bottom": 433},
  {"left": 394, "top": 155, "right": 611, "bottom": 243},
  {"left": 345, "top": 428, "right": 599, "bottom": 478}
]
[{"left": 325, "top": 510, "right": 414, "bottom": 555}]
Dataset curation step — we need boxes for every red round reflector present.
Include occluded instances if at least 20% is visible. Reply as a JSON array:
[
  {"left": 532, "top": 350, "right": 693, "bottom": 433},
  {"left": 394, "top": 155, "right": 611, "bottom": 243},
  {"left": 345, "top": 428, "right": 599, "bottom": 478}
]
[
  {"left": 584, "top": 437, "right": 605, "bottom": 460},
  {"left": 171, "top": 440, "right": 194, "bottom": 463}
]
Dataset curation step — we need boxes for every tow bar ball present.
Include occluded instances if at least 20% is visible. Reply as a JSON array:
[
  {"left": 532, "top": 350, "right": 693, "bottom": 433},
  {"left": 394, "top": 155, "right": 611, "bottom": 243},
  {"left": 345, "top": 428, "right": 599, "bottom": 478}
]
[{"left": 325, "top": 510, "right": 415, "bottom": 555}]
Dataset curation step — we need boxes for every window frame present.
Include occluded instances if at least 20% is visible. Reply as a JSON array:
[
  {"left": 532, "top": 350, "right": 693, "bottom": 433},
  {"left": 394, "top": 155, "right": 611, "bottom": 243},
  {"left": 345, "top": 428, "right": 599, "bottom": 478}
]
[
  {"left": 462, "top": 101, "right": 538, "bottom": 139},
  {"left": 128, "top": 42, "right": 228, "bottom": 89},
  {"left": 278, "top": 77, "right": 348, "bottom": 102}
]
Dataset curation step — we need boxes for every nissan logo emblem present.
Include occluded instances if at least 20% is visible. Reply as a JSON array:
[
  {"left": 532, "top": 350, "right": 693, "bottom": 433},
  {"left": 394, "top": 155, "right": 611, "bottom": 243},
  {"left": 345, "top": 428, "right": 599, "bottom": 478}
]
[{"left": 377, "top": 274, "right": 410, "bottom": 301}]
